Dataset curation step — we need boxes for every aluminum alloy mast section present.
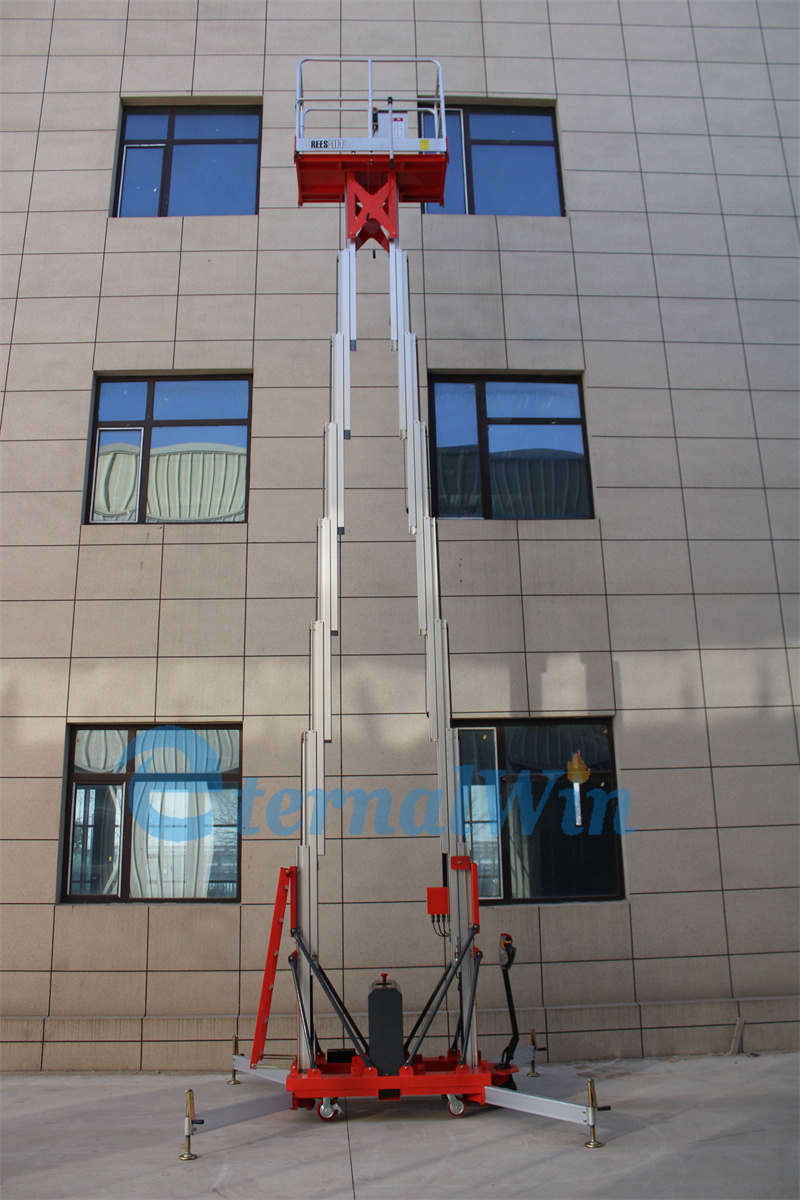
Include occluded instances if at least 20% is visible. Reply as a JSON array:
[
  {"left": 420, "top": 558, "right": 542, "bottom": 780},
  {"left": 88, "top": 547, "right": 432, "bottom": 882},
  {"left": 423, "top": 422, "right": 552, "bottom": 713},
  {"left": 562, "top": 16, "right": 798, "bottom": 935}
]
[
  {"left": 297, "top": 253, "right": 351, "bottom": 1076},
  {"left": 390, "top": 237, "right": 479, "bottom": 1071},
  {"left": 301, "top": 237, "right": 478, "bottom": 1068}
]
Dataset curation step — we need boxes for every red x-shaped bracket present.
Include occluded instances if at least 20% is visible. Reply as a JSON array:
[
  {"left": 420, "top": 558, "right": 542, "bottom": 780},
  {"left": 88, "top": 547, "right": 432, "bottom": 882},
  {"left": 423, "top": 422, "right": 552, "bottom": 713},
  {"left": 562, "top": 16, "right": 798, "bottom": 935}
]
[{"left": 345, "top": 172, "right": 398, "bottom": 252}]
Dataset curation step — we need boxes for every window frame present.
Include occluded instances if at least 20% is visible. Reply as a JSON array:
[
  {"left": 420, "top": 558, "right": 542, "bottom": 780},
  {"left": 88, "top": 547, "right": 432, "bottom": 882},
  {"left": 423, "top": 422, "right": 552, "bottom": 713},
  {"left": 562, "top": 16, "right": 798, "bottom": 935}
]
[
  {"left": 424, "top": 105, "right": 565, "bottom": 217},
  {"left": 62, "top": 725, "right": 242, "bottom": 904},
  {"left": 455, "top": 718, "right": 625, "bottom": 905},
  {"left": 86, "top": 375, "right": 252, "bottom": 526},
  {"left": 428, "top": 374, "right": 594, "bottom": 521},
  {"left": 114, "top": 105, "right": 262, "bottom": 218}
]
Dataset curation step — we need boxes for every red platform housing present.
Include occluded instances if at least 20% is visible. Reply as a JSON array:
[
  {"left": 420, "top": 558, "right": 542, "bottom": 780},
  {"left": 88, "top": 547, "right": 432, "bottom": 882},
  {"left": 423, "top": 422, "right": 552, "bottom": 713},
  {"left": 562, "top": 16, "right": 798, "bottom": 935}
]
[{"left": 295, "top": 148, "right": 447, "bottom": 207}]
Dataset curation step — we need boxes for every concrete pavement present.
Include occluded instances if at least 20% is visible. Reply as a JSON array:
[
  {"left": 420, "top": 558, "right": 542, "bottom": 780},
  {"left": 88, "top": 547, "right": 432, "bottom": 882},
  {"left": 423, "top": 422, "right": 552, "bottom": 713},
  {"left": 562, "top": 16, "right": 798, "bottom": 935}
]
[{"left": 2, "top": 1052, "right": 798, "bottom": 1199}]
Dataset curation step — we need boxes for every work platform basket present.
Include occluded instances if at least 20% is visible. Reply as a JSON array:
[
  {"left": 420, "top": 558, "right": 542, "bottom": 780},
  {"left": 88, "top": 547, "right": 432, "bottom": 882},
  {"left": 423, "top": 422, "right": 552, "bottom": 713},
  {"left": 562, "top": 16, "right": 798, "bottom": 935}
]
[{"left": 294, "top": 55, "right": 448, "bottom": 205}]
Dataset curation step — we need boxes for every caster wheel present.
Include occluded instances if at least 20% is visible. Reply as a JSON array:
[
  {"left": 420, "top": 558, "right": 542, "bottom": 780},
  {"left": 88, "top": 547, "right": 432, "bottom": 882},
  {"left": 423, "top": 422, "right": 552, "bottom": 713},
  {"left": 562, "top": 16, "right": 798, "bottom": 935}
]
[
  {"left": 446, "top": 1094, "right": 466, "bottom": 1118},
  {"left": 317, "top": 1097, "right": 341, "bottom": 1121}
]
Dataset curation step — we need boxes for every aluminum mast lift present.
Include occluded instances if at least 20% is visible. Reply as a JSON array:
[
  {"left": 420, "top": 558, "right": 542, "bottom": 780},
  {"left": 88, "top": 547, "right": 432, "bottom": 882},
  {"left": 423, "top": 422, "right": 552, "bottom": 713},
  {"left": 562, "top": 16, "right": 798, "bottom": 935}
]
[{"left": 233, "top": 58, "right": 607, "bottom": 1145}]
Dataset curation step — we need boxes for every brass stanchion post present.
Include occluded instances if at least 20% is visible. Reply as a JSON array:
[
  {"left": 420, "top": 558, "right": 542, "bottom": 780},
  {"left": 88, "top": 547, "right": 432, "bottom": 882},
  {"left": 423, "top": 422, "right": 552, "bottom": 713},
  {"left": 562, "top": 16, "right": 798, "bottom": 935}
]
[
  {"left": 527, "top": 1026, "right": 539, "bottom": 1077},
  {"left": 227, "top": 1033, "right": 242, "bottom": 1084},
  {"left": 179, "top": 1088, "right": 200, "bottom": 1160},
  {"left": 584, "top": 1077, "right": 604, "bottom": 1149}
]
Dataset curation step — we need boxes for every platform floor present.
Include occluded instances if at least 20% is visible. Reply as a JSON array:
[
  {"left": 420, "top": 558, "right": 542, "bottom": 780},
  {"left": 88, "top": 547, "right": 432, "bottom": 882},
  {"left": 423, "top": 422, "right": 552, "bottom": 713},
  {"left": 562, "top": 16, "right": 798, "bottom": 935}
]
[{"left": 2, "top": 1052, "right": 798, "bottom": 1200}]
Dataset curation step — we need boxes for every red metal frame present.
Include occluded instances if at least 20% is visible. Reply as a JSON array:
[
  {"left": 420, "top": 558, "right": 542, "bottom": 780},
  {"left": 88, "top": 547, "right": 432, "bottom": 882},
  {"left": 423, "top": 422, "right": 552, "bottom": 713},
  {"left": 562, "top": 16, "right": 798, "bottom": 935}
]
[
  {"left": 345, "top": 172, "right": 398, "bottom": 251},
  {"left": 286, "top": 1052, "right": 514, "bottom": 1110},
  {"left": 250, "top": 865, "right": 296, "bottom": 1068},
  {"left": 250, "top": 856, "right": 518, "bottom": 1109}
]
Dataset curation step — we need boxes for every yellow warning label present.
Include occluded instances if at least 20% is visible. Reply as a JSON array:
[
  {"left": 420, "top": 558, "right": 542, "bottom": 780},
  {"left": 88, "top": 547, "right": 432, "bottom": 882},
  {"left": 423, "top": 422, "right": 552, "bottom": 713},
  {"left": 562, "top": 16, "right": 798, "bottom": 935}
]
[{"left": 419, "top": 138, "right": 430, "bottom": 150}]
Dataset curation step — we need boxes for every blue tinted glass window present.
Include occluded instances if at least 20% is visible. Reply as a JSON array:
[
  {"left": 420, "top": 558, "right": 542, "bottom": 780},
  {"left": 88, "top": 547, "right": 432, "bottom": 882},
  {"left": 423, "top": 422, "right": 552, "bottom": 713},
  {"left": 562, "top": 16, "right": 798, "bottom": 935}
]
[
  {"left": 423, "top": 107, "right": 562, "bottom": 218},
  {"left": 149, "top": 425, "right": 248, "bottom": 452},
  {"left": 124, "top": 113, "right": 169, "bottom": 140},
  {"left": 167, "top": 143, "right": 258, "bottom": 216},
  {"left": 432, "top": 377, "right": 592, "bottom": 521},
  {"left": 173, "top": 112, "right": 260, "bottom": 140},
  {"left": 488, "top": 426, "right": 590, "bottom": 519},
  {"left": 433, "top": 382, "right": 477, "bottom": 446},
  {"left": 468, "top": 111, "right": 554, "bottom": 142},
  {"left": 424, "top": 109, "right": 465, "bottom": 215},
  {"left": 90, "top": 378, "right": 251, "bottom": 525},
  {"left": 98, "top": 380, "right": 148, "bottom": 421},
  {"left": 153, "top": 379, "right": 249, "bottom": 421},
  {"left": 488, "top": 424, "right": 585, "bottom": 457},
  {"left": 118, "top": 145, "right": 163, "bottom": 217},
  {"left": 116, "top": 107, "right": 260, "bottom": 218},
  {"left": 486, "top": 381, "right": 580, "bottom": 420},
  {"left": 471, "top": 144, "right": 561, "bottom": 216},
  {"left": 433, "top": 383, "right": 481, "bottom": 518}
]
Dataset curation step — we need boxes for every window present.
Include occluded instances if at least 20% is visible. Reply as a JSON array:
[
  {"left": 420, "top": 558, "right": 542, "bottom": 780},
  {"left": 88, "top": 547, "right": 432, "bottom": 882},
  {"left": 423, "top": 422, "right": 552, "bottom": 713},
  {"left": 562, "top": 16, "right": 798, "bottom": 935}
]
[
  {"left": 456, "top": 720, "right": 624, "bottom": 903},
  {"left": 430, "top": 376, "right": 593, "bottom": 520},
  {"left": 115, "top": 107, "right": 261, "bottom": 217},
  {"left": 64, "top": 726, "right": 241, "bottom": 901},
  {"left": 422, "top": 107, "right": 563, "bottom": 216},
  {"left": 87, "top": 377, "right": 250, "bottom": 524}
]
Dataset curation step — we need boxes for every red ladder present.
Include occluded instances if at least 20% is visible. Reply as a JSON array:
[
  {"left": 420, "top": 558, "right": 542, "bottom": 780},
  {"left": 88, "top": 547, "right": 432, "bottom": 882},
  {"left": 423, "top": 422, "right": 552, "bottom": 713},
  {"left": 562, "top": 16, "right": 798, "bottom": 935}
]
[{"left": 250, "top": 865, "right": 296, "bottom": 1068}]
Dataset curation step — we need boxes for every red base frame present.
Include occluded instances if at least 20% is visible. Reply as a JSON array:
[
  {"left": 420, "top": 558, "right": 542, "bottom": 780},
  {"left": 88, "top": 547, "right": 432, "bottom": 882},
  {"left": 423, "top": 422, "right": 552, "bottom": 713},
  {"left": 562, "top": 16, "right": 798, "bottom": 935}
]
[{"left": 286, "top": 1051, "right": 517, "bottom": 1108}]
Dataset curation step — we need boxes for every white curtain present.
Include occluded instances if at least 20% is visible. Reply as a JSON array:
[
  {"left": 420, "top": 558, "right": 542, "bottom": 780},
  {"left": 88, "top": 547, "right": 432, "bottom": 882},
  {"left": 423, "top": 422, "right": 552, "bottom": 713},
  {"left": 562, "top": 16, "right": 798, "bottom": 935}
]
[
  {"left": 93, "top": 444, "right": 140, "bottom": 521},
  {"left": 129, "top": 784, "right": 214, "bottom": 899},
  {"left": 74, "top": 728, "right": 128, "bottom": 773},
  {"left": 146, "top": 446, "right": 246, "bottom": 522}
]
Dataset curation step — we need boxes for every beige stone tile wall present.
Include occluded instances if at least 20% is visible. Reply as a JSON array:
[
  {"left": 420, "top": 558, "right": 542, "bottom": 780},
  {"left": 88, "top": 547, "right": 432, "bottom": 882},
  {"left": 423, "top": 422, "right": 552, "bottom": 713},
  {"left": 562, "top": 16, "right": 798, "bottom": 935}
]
[{"left": 0, "top": 0, "right": 797, "bottom": 1068}]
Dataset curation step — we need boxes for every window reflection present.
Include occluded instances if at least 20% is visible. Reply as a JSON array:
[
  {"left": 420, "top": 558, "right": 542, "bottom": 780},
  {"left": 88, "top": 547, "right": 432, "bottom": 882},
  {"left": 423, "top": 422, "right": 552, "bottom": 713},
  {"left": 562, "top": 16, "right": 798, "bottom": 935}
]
[
  {"left": 88, "top": 377, "right": 250, "bottom": 525},
  {"left": 129, "top": 785, "right": 238, "bottom": 900},
  {"left": 458, "top": 728, "right": 502, "bottom": 899},
  {"left": 91, "top": 429, "right": 142, "bottom": 522},
  {"left": 69, "top": 785, "right": 122, "bottom": 896},
  {"left": 488, "top": 425, "right": 590, "bottom": 520},
  {"left": 457, "top": 722, "right": 624, "bottom": 903},
  {"left": 431, "top": 377, "right": 592, "bottom": 520},
  {"left": 66, "top": 727, "right": 241, "bottom": 902},
  {"left": 146, "top": 426, "right": 247, "bottom": 523}
]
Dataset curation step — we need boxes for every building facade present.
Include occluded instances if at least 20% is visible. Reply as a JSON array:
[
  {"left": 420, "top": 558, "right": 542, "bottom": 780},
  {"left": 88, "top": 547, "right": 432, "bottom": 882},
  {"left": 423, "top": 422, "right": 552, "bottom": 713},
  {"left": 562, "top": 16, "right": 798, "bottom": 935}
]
[{"left": 0, "top": 0, "right": 798, "bottom": 1072}]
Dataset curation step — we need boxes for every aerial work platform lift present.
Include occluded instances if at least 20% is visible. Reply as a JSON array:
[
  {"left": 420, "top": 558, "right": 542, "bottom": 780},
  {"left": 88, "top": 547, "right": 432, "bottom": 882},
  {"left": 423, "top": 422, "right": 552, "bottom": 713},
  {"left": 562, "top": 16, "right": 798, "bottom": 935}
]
[{"left": 233, "top": 57, "right": 607, "bottom": 1145}]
